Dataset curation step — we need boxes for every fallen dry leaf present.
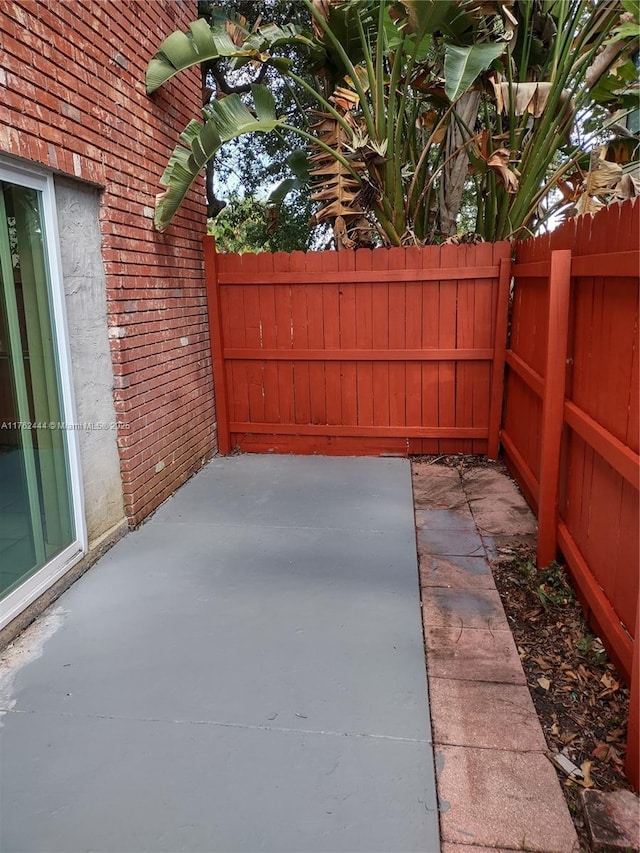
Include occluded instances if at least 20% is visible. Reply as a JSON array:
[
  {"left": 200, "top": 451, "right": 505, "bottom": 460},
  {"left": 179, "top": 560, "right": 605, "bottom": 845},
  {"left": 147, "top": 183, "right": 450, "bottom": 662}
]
[
  {"left": 537, "top": 677, "right": 551, "bottom": 691},
  {"left": 532, "top": 655, "right": 550, "bottom": 669},
  {"left": 577, "top": 760, "right": 594, "bottom": 788},
  {"left": 600, "top": 672, "right": 619, "bottom": 692},
  {"left": 592, "top": 742, "right": 612, "bottom": 761}
]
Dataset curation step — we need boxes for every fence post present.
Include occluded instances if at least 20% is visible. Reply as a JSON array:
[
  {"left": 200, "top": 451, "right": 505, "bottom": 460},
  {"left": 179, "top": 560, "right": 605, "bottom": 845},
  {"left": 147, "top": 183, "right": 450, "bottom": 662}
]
[
  {"left": 537, "top": 249, "right": 572, "bottom": 568},
  {"left": 203, "top": 235, "right": 231, "bottom": 455},
  {"left": 487, "top": 256, "right": 512, "bottom": 459},
  {"left": 627, "top": 595, "right": 639, "bottom": 791}
]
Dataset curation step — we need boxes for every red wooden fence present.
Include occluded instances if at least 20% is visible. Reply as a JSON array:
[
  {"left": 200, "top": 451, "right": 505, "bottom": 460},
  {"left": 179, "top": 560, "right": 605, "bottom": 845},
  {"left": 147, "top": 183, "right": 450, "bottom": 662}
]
[
  {"left": 205, "top": 240, "right": 511, "bottom": 458},
  {"left": 501, "top": 200, "right": 639, "bottom": 789}
]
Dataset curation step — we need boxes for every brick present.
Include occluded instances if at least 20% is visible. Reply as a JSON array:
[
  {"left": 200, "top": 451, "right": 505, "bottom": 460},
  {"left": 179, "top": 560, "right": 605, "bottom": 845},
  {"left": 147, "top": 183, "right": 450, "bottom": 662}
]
[
  {"left": 425, "top": 625, "right": 527, "bottom": 685},
  {"left": 429, "top": 678, "right": 547, "bottom": 751},
  {"left": 422, "top": 587, "right": 510, "bottom": 632},
  {"left": 581, "top": 789, "right": 640, "bottom": 852},
  {"left": 436, "top": 745, "right": 579, "bottom": 852},
  {"left": 0, "top": 0, "right": 214, "bottom": 525},
  {"left": 419, "top": 555, "right": 496, "bottom": 590}
]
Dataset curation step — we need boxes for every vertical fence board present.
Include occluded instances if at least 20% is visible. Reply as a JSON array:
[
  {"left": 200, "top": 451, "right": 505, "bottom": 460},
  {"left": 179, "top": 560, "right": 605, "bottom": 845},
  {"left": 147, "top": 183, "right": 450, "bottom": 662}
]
[
  {"left": 537, "top": 249, "right": 572, "bottom": 567},
  {"left": 355, "top": 249, "right": 374, "bottom": 426},
  {"left": 456, "top": 246, "right": 475, "bottom": 454},
  {"left": 306, "top": 251, "right": 327, "bottom": 425},
  {"left": 371, "top": 249, "right": 391, "bottom": 428},
  {"left": 438, "top": 245, "right": 459, "bottom": 453},
  {"left": 420, "top": 245, "right": 441, "bottom": 454},
  {"left": 628, "top": 598, "right": 639, "bottom": 790},
  {"left": 388, "top": 248, "right": 407, "bottom": 433},
  {"left": 289, "top": 251, "right": 311, "bottom": 425},
  {"left": 613, "top": 481, "right": 639, "bottom": 634},
  {"left": 472, "top": 243, "right": 496, "bottom": 454},
  {"left": 258, "top": 255, "right": 280, "bottom": 427},
  {"left": 222, "top": 253, "right": 248, "bottom": 432},
  {"left": 404, "top": 246, "right": 423, "bottom": 453},
  {"left": 627, "top": 315, "right": 639, "bottom": 452},
  {"left": 488, "top": 255, "right": 510, "bottom": 459},
  {"left": 338, "top": 250, "right": 357, "bottom": 428},
  {"left": 273, "top": 252, "right": 294, "bottom": 428},
  {"left": 322, "top": 252, "right": 341, "bottom": 426},
  {"left": 242, "top": 255, "right": 265, "bottom": 427}
]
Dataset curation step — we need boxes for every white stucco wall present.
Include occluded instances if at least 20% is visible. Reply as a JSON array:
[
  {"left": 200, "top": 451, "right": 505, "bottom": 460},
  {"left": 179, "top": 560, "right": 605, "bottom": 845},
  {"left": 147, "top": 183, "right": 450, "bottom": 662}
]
[{"left": 54, "top": 177, "right": 125, "bottom": 544}]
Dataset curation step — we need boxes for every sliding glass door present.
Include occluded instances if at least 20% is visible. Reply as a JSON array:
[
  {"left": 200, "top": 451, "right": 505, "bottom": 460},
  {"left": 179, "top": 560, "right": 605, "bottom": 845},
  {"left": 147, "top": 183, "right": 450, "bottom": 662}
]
[{"left": 0, "top": 164, "right": 84, "bottom": 625}]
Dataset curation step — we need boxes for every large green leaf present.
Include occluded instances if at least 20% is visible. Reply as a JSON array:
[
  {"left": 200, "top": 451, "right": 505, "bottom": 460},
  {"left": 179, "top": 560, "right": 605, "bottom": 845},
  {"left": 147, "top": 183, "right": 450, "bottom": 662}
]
[
  {"left": 267, "top": 149, "right": 311, "bottom": 208},
  {"left": 155, "top": 84, "right": 288, "bottom": 231},
  {"left": 443, "top": 42, "right": 505, "bottom": 102},
  {"left": 146, "top": 19, "right": 242, "bottom": 93},
  {"left": 146, "top": 18, "right": 310, "bottom": 94},
  {"left": 395, "top": 0, "right": 472, "bottom": 41}
]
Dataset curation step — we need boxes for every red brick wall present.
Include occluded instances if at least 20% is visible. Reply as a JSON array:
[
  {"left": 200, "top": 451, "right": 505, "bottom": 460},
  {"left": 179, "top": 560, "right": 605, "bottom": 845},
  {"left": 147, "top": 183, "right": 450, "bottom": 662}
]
[{"left": 0, "top": 0, "right": 217, "bottom": 525}]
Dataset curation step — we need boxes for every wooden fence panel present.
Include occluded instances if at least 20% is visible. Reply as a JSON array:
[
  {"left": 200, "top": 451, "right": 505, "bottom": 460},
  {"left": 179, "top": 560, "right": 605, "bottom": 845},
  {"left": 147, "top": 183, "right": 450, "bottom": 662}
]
[
  {"left": 501, "top": 199, "right": 639, "bottom": 789},
  {"left": 207, "top": 241, "right": 511, "bottom": 457}
]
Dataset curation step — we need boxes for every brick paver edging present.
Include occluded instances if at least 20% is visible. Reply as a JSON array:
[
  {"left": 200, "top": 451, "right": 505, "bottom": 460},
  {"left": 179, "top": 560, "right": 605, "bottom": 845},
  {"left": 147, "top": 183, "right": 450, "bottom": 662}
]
[{"left": 412, "top": 460, "right": 580, "bottom": 853}]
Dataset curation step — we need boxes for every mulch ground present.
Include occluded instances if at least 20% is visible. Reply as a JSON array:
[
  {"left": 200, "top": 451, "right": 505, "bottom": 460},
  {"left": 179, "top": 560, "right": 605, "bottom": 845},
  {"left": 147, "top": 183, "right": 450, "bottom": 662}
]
[{"left": 491, "top": 547, "right": 633, "bottom": 850}]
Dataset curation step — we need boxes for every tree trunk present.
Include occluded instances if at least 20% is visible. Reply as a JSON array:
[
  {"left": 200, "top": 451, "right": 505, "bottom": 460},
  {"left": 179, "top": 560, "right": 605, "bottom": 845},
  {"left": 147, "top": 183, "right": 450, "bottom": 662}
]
[{"left": 439, "top": 91, "right": 480, "bottom": 237}]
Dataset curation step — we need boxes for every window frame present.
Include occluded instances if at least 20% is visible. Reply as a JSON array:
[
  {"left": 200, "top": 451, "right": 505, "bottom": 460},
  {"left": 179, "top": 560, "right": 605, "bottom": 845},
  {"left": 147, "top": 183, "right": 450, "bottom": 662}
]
[{"left": 0, "top": 158, "right": 87, "bottom": 631}]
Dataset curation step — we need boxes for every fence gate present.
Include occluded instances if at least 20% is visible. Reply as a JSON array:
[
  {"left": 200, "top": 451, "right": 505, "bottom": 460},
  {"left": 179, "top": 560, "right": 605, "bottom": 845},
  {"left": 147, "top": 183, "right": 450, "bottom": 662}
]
[{"left": 205, "top": 239, "right": 511, "bottom": 458}]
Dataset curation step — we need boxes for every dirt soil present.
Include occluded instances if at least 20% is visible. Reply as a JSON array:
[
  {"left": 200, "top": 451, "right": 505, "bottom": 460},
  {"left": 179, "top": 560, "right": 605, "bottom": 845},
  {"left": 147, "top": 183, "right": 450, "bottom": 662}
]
[{"left": 491, "top": 547, "right": 633, "bottom": 850}]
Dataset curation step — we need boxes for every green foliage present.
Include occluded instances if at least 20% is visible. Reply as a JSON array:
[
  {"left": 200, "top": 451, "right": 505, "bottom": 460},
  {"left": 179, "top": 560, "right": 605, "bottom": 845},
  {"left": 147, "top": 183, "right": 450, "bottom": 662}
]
[
  {"left": 155, "top": 84, "right": 293, "bottom": 230},
  {"left": 146, "top": 18, "right": 245, "bottom": 93},
  {"left": 443, "top": 42, "right": 505, "bottom": 102},
  {"left": 150, "top": 0, "right": 640, "bottom": 243},
  {"left": 576, "top": 634, "right": 609, "bottom": 666},
  {"left": 535, "top": 564, "right": 573, "bottom": 611},
  {"left": 209, "top": 194, "right": 318, "bottom": 253}
]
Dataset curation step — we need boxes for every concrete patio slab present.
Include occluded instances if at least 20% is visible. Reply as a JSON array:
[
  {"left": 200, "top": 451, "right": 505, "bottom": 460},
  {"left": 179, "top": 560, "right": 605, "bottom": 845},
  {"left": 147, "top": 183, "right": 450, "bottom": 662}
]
[
  {"left": 8, "top": 523, "right": 427, "bottom": 738},
  {"left": 1, "top": 710, "right": 436, "bottom": 853},
  {"left": 153, "top": 455, "right": 415, "bottom": 537},
  {"left": 0, "top": 455, "right": 438, "bottom": 853}
]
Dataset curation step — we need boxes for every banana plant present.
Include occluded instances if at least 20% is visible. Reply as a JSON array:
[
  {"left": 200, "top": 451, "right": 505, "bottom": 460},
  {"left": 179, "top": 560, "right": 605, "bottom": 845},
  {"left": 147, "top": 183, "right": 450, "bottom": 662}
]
[
  {"left": 147, "top": 1, "right": 512, "bottom": 243},
  {"left": 474, "top": 0, "right": 640, "bottom": 239},
  {"left": 148, "top": 0, "right": 639, "bottom": 244}
]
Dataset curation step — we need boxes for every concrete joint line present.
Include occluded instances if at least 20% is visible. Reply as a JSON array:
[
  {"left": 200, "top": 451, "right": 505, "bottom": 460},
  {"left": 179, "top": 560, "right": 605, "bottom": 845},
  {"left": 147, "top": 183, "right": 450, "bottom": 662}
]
[{"left": 1, "top": 707, "right": 431, "bottom": 744}]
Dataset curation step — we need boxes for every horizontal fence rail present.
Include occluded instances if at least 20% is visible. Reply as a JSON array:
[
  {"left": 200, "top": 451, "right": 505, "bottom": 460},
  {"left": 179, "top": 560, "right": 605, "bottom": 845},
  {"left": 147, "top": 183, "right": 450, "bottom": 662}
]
[
  {"left": 500, "top": 199, "right": 639, "bottom": 790},
  {"left": 206, "top": 241, "right": 511, "bottom": 459}
]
